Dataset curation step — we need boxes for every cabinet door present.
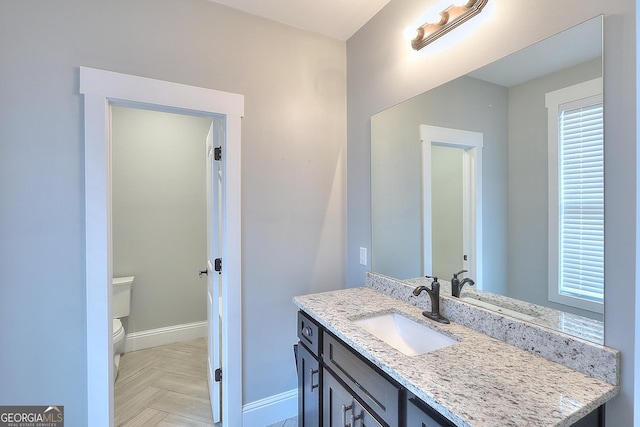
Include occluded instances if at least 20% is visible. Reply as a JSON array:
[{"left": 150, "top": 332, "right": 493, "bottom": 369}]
[
  {"left": 406, "top": 396, "right": 456, "bottom": 427},
  {"left": 323, "top": 332, "right": 400, "bottom": 425},
  {"left": 297, "top": 343, "right": 321, "bottom": 427},
  {"left": 323, "top": 370, "right": 382, "bottom": 427},
  {"left": 570, "top": 406, "right": 602, "bottom": 427}
]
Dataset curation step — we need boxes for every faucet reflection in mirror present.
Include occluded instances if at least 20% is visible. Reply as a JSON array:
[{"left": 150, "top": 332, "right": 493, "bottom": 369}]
[
  {"left": 411, "top": 0, "right": 489, "bottom": 50},
  {"left": 451, "top": 269, "right": 475, "bottom": 297}
]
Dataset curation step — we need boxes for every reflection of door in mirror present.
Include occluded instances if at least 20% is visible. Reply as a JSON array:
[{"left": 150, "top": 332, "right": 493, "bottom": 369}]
[
  {"left": 431, "top": 146, "right": 463, "bottom": 279},
  {"left": 421, "top": 125, "right": 483, "bottom": 286}
]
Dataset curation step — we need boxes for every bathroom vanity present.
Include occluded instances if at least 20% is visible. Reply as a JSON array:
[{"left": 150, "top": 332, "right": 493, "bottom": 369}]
[
  {"left": 294, "top": 281, "right": 619, "bottom": 427},
  {"left": 297, "top": 309, "right": 456, "bottom": 426}
]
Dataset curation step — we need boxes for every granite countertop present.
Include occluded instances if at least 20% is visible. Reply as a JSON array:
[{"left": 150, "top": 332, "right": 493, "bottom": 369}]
[
  {"left": 293, "top": 287, "right": 618, "bottom": 427},
  {"left": 404, "top": 276, "right": 604, "bottom": 344}
]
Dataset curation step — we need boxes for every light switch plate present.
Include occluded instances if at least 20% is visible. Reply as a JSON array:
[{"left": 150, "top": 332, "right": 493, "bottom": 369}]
[{"left": 359, "top": 247, "right": 367, "bottom": 266}]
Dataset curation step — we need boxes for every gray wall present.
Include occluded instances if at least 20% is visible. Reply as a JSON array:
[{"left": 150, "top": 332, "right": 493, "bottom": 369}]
[
  {"left": 0, "top": 0, "right": 346, "bottom": 423},
  {"left": 370, "top": 76, "right": 509, "bottom": 290},
  {"left": 347, "top": 0, "right": 636, "bottom": 425},
  {"left": 112, "top": 106, "right": 212, "bottom": 333},
  {"left": 507, "top": 59, "right": 602, "bottom": 318},
  {"left": 371, "top": 99, "right": 423, "bottom": 278}
]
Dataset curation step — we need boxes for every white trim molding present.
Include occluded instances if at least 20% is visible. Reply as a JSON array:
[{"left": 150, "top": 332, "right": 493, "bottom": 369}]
[
  {"left": 123, "top": 321, "right": 208, "bottom": 353},
  {"left": 242, "top": 389, "right": 298, "bottom": 426},
  {"left": 80, "top": 66, "right": 244, "bottom": 427}
]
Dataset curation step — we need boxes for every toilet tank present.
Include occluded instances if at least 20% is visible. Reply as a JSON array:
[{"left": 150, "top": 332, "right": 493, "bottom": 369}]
[{"left": 113, "top": 276, "right": 134, "bottom": 318}]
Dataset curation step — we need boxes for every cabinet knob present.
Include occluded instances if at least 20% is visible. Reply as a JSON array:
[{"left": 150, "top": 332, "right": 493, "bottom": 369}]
[{"left": 302, "top": 326, "right": 313, "bottom": 338}]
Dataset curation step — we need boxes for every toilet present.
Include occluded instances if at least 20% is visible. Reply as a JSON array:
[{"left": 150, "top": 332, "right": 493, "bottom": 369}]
[{"left": 112, "top": 276, "right": 134, "bottom": 382}]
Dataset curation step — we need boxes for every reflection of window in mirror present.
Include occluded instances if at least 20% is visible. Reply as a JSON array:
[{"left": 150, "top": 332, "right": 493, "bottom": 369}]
[{"left": 546, "top": 78, "right": 603, "bottom": 313}]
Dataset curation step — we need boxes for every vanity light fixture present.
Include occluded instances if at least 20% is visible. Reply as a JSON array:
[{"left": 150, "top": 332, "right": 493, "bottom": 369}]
[{"left": 411, "top": 0, "right": 489, "bottom": 50}]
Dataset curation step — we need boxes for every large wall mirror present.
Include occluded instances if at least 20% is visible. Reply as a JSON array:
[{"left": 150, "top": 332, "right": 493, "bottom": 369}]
[{"left": 371, "top": 16, "right": 604, "bottom": 343}]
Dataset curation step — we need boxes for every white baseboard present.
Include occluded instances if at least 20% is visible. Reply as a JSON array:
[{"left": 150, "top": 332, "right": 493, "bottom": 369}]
[
  {"left": 124, "top": 320, "right": 207, "bottom": 352},
  {"left": 243, "top": 388, "right": 297, "bottom": 426}
]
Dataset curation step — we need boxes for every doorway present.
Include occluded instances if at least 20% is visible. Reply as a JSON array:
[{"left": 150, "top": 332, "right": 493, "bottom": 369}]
[
  {"left": 110, "top": 105, "right": 216, "bottom": 421},
  {"left": 420, "top": 125, "right": 483, "bottom": 285},
  {"left": 80, "top": 67, "right": 243, "bottom": 426}
]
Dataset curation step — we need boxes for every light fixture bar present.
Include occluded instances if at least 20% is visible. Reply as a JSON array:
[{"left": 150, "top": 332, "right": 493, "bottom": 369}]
[{"left": 411, "top": 0, "right": 489, "bottom": 50}]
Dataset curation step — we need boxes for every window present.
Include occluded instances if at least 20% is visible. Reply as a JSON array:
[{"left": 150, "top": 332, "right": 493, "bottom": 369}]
[{"left": 546, "top": 78, "right": 603, "bottom": 313}]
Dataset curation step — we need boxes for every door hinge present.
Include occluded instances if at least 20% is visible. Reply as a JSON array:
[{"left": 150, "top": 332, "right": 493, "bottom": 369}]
[
  {"left": 214, "top": 146, "right": 222, "bottom": 161},
  {"left": 214, "top": 258, "right": 222, "bottom": 274},
  {"left": 214, "top": 368, "right": 222, "bottom": 382}
]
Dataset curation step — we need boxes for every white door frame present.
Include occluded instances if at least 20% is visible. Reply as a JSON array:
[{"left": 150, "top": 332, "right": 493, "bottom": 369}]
[
  {"left": 420, "top": 125, "right": 483, "bottom": 286},
  {"left": 80, "top": 66, "right": 243, "bottom": 426}
]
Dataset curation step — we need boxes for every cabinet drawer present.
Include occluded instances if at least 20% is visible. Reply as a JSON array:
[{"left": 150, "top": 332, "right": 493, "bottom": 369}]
[
  {"left": 323, "top": 331, "right": 400, "bottom": 426},
  {"left": 298, "top": 311, "right": 321, "bottom": 356}
]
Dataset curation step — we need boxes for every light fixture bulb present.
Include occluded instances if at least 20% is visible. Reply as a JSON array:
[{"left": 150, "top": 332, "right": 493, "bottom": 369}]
[{"left": 411, "top": 0, "right": 489, "bottom": 51}]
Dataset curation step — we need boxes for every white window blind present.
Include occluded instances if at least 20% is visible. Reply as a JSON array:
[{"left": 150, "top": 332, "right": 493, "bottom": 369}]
[
  {"left": 558, "top": 101, "right": 604, "bottom": 304},
  {"left": 546, "top": 77, "right": 603, "bottom": 313}
]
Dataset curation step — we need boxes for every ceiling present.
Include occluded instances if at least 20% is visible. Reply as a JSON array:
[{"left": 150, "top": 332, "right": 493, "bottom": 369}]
[
  {"left": 208, "top": 0, "right": 392, "bottom": 41},
  {"left": 467, "top": 16, "right": 602, "bottom": 87},
  {"left": 206, "top": 1, "right": 601, "bottom": 88}
]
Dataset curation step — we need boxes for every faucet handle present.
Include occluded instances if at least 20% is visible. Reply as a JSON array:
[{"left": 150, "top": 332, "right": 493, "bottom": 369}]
[
  {"left": 425, "top": 275, "right": 440, "bottom": 290},
  {"left": 453, "top": 269, "right": 467, "bottom": 278}
]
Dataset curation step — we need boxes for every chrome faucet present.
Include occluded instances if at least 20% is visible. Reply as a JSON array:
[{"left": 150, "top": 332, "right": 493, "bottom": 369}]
[
  {"left": 412, "top": 276, "right": 450, "bottom": 324},
  {"left": 451, "top": 269, "right": 475, "bottom": 297}
]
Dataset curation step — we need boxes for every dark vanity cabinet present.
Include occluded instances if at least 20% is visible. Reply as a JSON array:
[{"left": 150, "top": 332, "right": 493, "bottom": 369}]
[
  {"left": 297, "top": 311, "right": 456, "bottom": 427},
  {"left": 296, "top": 311, "right": 321, "bottom": 427}
]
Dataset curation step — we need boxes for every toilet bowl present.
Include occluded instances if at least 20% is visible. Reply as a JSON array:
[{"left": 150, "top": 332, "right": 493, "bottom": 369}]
[
  {"left": 113, "top": 318, "right": 125, "bottom": 377},
  {"left": 112, "top": 276, "right": 134, "bottom": 383},
  {"left": 113, "top": 319, "right": 125, "bottom": 352}
]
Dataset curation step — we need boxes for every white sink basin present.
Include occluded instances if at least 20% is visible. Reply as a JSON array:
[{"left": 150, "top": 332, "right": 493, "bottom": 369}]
[
  {"left": 353, "top": 312, "right": 458, "bottom": 356},
  {"left": 460, "top": 297, "right": 537, "bottom": 321}
]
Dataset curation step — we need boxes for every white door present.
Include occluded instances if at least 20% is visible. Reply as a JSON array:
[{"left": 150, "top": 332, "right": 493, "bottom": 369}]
[
  {"left": 206, "top": 118, "right": 224, "bottom": 423},
  {"left": 431, "top": 145, "right": 465, "bottom": 278}
]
